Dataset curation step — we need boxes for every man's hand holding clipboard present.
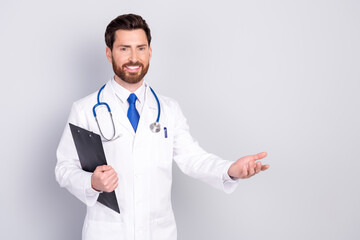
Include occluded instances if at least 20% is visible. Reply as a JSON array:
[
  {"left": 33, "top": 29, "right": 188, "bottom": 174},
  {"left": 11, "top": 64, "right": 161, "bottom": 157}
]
[
  {"left": 91, "top": 165, "right": 119, "bottom": 193},
  {"left": 69, "top": 123, "right": 120, "bottom": 213}
]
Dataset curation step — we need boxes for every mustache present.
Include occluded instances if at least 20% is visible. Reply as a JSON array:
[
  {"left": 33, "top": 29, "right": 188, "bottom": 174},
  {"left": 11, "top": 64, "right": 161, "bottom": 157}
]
[{"left": 122, "top": 62, "right": 144, "bottom": 68}]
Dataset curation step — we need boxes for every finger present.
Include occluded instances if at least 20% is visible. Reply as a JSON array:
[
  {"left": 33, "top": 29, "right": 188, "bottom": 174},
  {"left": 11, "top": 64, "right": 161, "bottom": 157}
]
[
  {"left": 104, "top": 177, "right": 117, "bottom": 190},
  {"left": 103, "top": 176, "right": 117, "bottom": 191},
  {"left": 102, "top": 165, "right": 114, "bottom": 172},
  {"left": 248, "top": 162, "right": 255, "bottom": 176},
  {"left": 254, "top": 152, "right": 267, "bottom": 161},
  {"left": 99, "top": 170, "right": 116, "bottom": 185},
  {"left": 95, "top": 165, "right": 112, "bottom": 172},
  {"left": 255, "top": 162, "right": 262, "bottom": 174},
  {"left": 103, "top": 168, "right": 116, "bottom": 176},
  {"left": 261, "top": 164, "right": 270, "bottom": 171},
  {"left": 110, "top": 175, "right": 118, "bottom": 186},
  {"left": 240, "top": 165, "right": 248, "bottom": 178},
  {"left": 111, "top": 182, "right": 119, "bottom": 191},
  {"left": 107, "top": 178, "right": 119, "bottom": 192},
  {"left": 105, "top": 170, "right": 117, "bottom": 181},
  {"left": 101, "top": 167, "right": 116, "bottom": 179}
]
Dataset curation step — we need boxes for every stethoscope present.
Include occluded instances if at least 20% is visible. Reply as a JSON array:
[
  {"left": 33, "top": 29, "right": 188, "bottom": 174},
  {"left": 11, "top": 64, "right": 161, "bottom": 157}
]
[{"left": 92, "top": 84, "right": 161, "bottom": 141}]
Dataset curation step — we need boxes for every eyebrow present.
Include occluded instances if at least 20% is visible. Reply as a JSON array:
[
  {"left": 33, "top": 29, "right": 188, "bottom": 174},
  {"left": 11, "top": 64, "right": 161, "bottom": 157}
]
[{"left": 118, "top": 44, "right": 148, "bottom": 48}]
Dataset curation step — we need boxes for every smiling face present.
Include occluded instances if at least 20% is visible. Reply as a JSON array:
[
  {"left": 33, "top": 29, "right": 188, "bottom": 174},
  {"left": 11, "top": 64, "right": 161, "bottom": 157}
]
[{"left": 106, "top": 29, "right": 152, "bottom": 87}]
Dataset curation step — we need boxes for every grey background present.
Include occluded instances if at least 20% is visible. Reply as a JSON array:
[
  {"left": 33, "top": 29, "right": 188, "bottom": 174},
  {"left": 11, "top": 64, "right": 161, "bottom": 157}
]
[{"left": 1, "top": 0, "right": 359, "bottom": 239}]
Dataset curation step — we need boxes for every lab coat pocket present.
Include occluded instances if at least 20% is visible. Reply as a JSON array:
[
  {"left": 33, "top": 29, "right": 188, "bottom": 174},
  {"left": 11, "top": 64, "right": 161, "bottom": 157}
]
[
  {"left": 83, "top": 220, "right": 126, "bottom": 240},
  {"left": 157, "top": 128, "right": 173, "bottom": 168},
  {"left": 150, "top": 214, "right": 177, "bottom": 240}
]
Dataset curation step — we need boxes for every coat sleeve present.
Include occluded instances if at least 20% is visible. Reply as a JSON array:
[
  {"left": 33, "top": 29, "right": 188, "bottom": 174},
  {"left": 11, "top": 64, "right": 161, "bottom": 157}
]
[
  {"left": 172, "top": 101, "right": 239, "bottom": 194},
  {"left": 55, "top": 103, "right": 100, "bottom": 206}
]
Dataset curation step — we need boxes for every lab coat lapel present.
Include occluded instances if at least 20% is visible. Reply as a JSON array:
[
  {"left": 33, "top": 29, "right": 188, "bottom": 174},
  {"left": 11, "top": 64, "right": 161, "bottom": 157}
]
[
  {"left": 102, "top": 81, "right": 135, "bottom": 136},
  {"left": 136, "top": 84, "right": 158, "bottom": 137}
]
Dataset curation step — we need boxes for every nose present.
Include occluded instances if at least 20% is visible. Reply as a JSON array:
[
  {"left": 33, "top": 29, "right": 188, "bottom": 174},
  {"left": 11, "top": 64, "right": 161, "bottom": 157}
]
[{"left": 129, "top": 49, "right": 137, "bottom": 63}]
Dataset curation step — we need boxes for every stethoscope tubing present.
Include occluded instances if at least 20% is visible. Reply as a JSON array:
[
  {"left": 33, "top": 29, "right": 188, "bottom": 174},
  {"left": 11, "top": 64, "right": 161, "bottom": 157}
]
[
  {"left": 93, "top": 83, "right": 161, "bottom": 141},
  {"left": 149, "top": 86, "right": 160, "bottom": 123},
  {"left": 92, "top": 84, "right": 111, "bottom": 118}
]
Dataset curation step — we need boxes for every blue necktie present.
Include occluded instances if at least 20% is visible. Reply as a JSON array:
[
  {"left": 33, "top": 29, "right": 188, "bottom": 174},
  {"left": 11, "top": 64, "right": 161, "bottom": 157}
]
[{"left": 127, "top": 93, "right": 140, "bottom": 132}]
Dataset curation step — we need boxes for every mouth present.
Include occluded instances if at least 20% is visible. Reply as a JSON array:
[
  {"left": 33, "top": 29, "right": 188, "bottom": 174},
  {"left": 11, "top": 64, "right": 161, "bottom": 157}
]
[{"left": 124, "top": 65, "right": 141, "bottom": 73}]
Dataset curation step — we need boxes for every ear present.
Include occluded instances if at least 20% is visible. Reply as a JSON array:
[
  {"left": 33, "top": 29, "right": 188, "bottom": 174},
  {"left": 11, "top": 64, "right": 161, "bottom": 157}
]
[
  {"left": 105, "top": 47, "right": 112, "bottom": 63},
  {"left": 149, "top": 45, "right": 152, "bottom": 60}
]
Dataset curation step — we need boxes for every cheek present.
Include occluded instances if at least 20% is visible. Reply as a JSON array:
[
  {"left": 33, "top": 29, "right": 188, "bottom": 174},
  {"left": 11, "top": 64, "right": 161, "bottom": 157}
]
[
  {"left": 113, "top": 57, "right": 126, "bottom": 67},
  {"left": 112, "top": 52, "right": 127, "bottom": 63},
  {"left": 140, "top": 55, "right": 150, "bottom": 64}
]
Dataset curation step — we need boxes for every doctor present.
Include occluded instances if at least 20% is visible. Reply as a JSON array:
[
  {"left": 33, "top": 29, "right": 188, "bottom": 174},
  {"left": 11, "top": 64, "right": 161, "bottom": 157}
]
[{"left": 56, "top": 14, "right": 269, "bottom": 240}]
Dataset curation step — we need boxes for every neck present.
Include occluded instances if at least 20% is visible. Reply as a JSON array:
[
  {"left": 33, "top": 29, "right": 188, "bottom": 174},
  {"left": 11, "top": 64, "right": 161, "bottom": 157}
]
[{"left": 114, "top": 75, "right": 144, "bottom": 93}]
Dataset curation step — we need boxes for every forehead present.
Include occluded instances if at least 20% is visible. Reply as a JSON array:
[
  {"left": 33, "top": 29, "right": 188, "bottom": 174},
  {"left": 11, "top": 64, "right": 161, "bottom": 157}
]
[{"left": 113, "top": 29, "right": 148, "bottom": 46}]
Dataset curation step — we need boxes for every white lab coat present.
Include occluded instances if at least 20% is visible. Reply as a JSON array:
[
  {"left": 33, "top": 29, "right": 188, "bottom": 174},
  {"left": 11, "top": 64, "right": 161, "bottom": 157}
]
[{"left": 55, "top": 79, "right": 238, "bottom": 240}]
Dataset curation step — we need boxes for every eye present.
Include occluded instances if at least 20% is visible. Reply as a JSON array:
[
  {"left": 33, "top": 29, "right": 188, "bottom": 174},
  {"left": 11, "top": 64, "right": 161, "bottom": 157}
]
[
  {"left": 120, "top": 47, "right": 128, "bottom": 52},
  {"left": 138, "top": 47, "right": 146, "bottom": 51}
]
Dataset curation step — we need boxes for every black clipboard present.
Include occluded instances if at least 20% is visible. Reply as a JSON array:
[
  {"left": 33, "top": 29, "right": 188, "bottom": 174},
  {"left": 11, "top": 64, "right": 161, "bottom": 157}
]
[{"left": 69, "top": 123, "right": 120, "bottom": 213}]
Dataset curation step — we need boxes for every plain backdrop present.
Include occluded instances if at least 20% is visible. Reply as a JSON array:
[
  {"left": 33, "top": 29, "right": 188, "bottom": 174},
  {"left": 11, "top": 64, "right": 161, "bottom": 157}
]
[{"left": 1, "top": 0, "right": 359, "bottom": 239}]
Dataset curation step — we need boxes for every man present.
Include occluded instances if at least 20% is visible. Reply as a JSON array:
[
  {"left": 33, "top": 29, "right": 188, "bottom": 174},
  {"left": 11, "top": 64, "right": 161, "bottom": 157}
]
[{"left": 56, "top": 14, "right": 269, "bottom": 240}]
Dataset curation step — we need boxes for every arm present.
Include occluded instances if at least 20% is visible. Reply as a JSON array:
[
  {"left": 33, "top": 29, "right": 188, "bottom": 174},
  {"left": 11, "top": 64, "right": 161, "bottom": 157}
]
[
  {"left": 55, "top": 103, "right": 118, "bottom": 206},
  {"left": 171, "top": 101, "right": 270, "bottom": 192},
  {"left": 171, "top": 101, "right": 240, "bottom": 193}
]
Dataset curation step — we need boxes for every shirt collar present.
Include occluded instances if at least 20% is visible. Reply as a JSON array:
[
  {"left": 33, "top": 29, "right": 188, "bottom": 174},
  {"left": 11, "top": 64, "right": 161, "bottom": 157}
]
[{"left": 111, "top": 77, "right": 146, "bottom": 104}]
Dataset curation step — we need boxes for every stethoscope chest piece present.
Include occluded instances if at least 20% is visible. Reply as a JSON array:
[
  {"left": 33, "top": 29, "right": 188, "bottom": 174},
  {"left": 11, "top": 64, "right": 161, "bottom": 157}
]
[
  {"left": 94, "top": 84, "right": 162, "bottom": 140},
  {"left": 150, "top": 122, "right": 161, "bottom": 133}
]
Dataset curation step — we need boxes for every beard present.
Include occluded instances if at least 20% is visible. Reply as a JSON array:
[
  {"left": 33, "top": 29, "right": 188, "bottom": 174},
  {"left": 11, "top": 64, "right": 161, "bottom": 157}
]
[{"left": 112, "top": 56, "right": 150, "bottom": 84}]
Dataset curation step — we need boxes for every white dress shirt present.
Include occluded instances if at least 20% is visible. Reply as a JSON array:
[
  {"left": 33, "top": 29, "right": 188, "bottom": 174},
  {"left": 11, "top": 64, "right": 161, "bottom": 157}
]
[{"left": 110, "top": 77, "right": 146, "bottom": 116}]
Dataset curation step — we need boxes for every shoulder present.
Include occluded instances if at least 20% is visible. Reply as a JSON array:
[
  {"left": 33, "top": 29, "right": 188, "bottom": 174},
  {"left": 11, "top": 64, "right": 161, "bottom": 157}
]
[
  {"left": 71, "top": 91, "right": 98, "bottom": 113},
  {"left": 153, "top": 93, "right": 187, "bottom": 123},
  {"left": 71, "top": 80, "right": 112, "bottom": 112},
  {"left": 158, "top": 94, "right": 178, "bottom": 107},
  {"left": 156, "top": 93, "right": 183, "bottom": 113}
]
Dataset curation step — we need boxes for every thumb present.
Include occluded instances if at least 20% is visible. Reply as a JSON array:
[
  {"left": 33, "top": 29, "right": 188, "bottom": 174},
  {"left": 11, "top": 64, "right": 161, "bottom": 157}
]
[{"left": 95, "top": 165, "right": 111, "bottom": 172}]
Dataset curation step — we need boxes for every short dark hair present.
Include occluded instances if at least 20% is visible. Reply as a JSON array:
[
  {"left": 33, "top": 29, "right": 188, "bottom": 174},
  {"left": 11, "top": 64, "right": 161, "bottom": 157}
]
[{"left": 105, "top": 14, "right": 151, "bottom": 50}]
